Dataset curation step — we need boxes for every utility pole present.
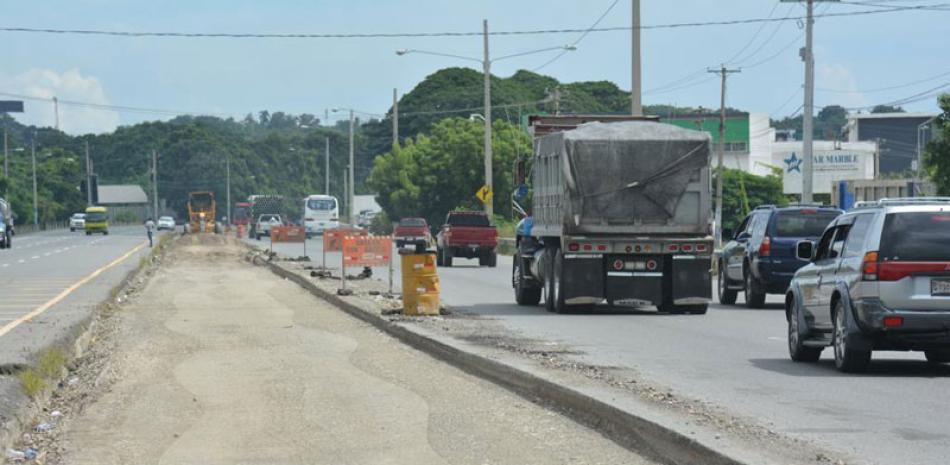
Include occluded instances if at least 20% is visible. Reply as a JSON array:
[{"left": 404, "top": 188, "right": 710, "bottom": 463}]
[
  {"left": 801, "top": 0, "right": 816, "bottom": 203},
  {"left": 31, "top": 131, "right": 38, "bottom": 229},
  {"left": 631, "top": 0, "right": 642, "bottom": 116},
  {"left": 483, "top": 19, "right": 494, "bottom": 219},
  {"left": 226, "top": 155, "right": 231, "bottom": 225},
  {"left": 53, "top": 97, "right": 60, "bottom": 131},
  {"left": 392, "top": 88, "right": 399, "bottom": 147},
  {"left": 3, "top": 129, "right": 7, "bottom": 180},
  {"left": 150, "top": 150, "right": 159, "bottom": 219},
  {"left": 85, "top": 141, "right": 92, "bottom": 206},
  {"left": 347, "top": 109, "right": 355, "bottom": 225},
  {"left": 325, "top": 136, "right": 330, "bottom": 196},
  {"left": 708, "top": 65, "right": 741, "bottom": 249},
  {"left": 342, "top": 167, "right": 348, "bottom": 224}
]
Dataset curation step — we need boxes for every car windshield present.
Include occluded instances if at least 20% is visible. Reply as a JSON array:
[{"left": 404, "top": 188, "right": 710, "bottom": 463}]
[
  {"left": 307, "top": 199, "right": 336, "bottom": 210},
  {"left": 447, "top": 214, "right": 489, "bottom": 227},
  {"left": 160, "top": 216, "right": 173, "bottom": 222},
  {"left": 399, "top": 218, "right": 426, "bottom": 227},
  {"left": 774, "top": 210, "right": 840, "bottom": 237},
  {"left": 260, "top": 215, "right": 279, "bottom": 222},
  {"left": 880, "top": 211, "right": 950, "bottom": 261},
  {"left": 73, "top": 214, "right": 85, "bottom": 219},
  {"left": 86, "top": 212, "right": 107, "bottom": 222}
]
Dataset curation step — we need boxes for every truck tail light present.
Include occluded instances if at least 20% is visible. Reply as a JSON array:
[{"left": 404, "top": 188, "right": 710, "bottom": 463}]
[
  {"left": 759, "top": 237, "right": 771, "bottom": 257},
  {"left": 568, "top": 242, "right": 580, "bottom": 252},
  {"left": 696, "top": 244, "right": 708, "bottom": 252},
  {"left": 667, "top": 244, "right": 679, "bottom": 252},
  {"left": 862, "top": 251, "right": 879, "bottom": 281},
  {"left": 597, "top": 244, "right": 607, "bottom": 252},
  {"left": 613, "top": 259, "right": 624, "bottom": 271},
  {"left": 646, "top": 259, "right": 657, "bottom": 271},
  {"left": 681, "top": 244, "right": 694, "bottom": 252},
  {"left": 582, "top": 244, "right": 593, "bottom": 251}
]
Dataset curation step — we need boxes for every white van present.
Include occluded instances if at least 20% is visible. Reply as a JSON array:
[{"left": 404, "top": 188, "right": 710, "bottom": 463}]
[{"left": 303, "top": 195, "right": 339, "bottom": 236}]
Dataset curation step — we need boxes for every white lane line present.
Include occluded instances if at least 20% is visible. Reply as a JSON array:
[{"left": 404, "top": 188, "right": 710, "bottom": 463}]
[
  {"left": 17, "top": 259, "right": 24, "bottom": 264},
  {"left": 0, "top": 241, "right": 148, "bottom": 338},
  {"left": 30, "top": 256, "right": 39, "bottom": 260}
]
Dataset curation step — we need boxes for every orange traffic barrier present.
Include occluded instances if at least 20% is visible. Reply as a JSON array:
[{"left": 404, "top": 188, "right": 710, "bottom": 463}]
[
  {"left": 342, "top": 235, "right": 392, "bottom": 267},
  {"left": 236, "top": 224, "right": 245, "bottom": 238},
  {"left": 324, "top": 228, "right": 368, "bottom": 252},
  {"left": 271, "top": 226, "right": 306, "bottom": 243}
]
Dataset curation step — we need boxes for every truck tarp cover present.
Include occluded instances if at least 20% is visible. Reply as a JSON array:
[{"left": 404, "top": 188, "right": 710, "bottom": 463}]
[{"left": 558, "top": 121, "right": 709, "bottom": 224}]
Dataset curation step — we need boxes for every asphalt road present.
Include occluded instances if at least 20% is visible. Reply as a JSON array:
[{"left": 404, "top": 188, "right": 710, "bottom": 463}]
[
  {"left": 254, "top": 234, "right": 949, "bottom": 465},
  {"left": 0, "top": 226, "right": 158, "bottom": 367}
]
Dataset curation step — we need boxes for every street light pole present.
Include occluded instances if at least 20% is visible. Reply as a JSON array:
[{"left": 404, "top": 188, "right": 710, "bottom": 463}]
[
  {"left": 631, "top": 0, "right": 642, "bottom": 116},
  {"left": 348, "top": 109, "right": 355, "bottom": 225},
  {"left": 483, "top": 19, "right": 493, "bottom": 220},
  {"left": 226, "top": 155, "right": 231, "bottom": 225},
  {"left": 31, "top": 132, "right": 38, "bottom": 228}
]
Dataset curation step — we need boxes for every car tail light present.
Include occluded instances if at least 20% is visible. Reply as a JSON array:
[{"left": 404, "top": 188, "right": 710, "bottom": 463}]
[
  {"left": 568, "top": 242, "right": 580, "bottom": 252},
  {"left": 646, "top": 259, "right": 658, "bottom": 271},
  {"left": 878, "top": 261, "right": 950, "bottom": 282},
  {"left": 682, "top": 244, "right": 694, "bottom": 252},
  {"left": 883, "top": 316, "right": 904, "bottom": 328},
  {"left": 862, "top": 251, "right": 879, "bottom": 281},
  {"left": 759, "top": 237, "right": 771, "bottom": 257},
  {"left": 667, "top": 244, "right": 679, "bottom": 252}
]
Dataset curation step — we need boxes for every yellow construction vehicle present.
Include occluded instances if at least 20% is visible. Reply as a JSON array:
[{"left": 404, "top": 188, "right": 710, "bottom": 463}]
[{"left": 188, "top": 191, "right": 217, "bottom": 233}]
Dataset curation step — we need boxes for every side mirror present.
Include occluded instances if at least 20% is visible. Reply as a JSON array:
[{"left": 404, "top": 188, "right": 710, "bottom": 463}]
[
  {"left": 796, "top": 240, "right": 815, "bottom": 261},
  {"left": 736, "top": 231, "right": 752, "bottom": 242}
]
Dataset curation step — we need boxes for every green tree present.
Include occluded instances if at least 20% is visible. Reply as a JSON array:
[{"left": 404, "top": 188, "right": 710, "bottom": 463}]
[
  {"left": 871, "top": 105, "right": 905, "bottom": 114},
  {"left": 368, "top": 117, "right": 530, "bottom": 228},
  {"left": 924, "top": 94, "right": 950, "bottom": 195},
  {"left": 717, "top": 167, "right": 788, "bottom": 235}
]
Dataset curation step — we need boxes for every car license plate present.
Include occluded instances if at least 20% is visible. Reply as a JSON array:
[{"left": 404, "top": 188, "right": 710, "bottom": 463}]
[{"left": 932, "top": 279, "right": 950, "bottom": 296}]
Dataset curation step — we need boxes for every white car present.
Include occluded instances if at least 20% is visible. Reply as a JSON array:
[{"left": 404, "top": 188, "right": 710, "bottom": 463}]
[
  {"left": 69, "top": 213, "right": 86, "bottom": 232},
  {"left": 255, "top": 214, "right": 282, "bottom": 240},
  {"left": 157, "top": 216, "right": 176, "bottom": 231}
]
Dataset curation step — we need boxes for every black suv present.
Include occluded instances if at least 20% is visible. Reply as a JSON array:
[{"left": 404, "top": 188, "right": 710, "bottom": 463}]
[{"left": 719, "top": 205, "right": 842, "bottom": 308}]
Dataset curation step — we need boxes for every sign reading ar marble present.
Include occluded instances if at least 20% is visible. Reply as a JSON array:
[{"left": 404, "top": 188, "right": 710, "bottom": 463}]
[{"left": 772, "top": 141, "right": 877, "bottom": 195}]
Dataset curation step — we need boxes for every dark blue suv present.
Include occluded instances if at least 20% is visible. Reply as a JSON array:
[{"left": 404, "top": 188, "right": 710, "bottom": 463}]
[{"left": 719, "top": 205, "right": 842, "bottom": 308}]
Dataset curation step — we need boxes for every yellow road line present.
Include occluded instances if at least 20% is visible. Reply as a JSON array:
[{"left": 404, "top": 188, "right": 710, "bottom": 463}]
[{"left": 0, "top": 242, "right": 148, "bottom": 338}]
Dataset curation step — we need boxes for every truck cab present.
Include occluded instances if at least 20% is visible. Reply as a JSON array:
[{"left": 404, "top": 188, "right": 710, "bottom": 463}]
[{"left": 84, "top": 206, "right": 109, "bottom": 235}]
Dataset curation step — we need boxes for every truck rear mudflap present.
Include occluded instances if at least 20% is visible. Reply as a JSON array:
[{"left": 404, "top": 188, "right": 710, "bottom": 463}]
[
  {"left": 668, "top": 255, "right": 713, "bottom": 305},
  {"left": 562, "top": 253, "right": 712, "bottom": 307},
  {"left": 562, "top": 254, "right": 605, "bottom": 305}
]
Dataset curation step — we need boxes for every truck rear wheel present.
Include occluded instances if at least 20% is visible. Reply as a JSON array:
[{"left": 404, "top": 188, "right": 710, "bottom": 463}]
[
  {"left": 513, "top": 254, "right": 542, "bottom": 306},
  {"left": 551, "top": 250, "right": 568, "bottom": 314},
  {"left": 543, "top": 248, "right": 556, "bottom": 312},
  {"left": 487, "top": 251, "right": 497, "bottom": 268},
  {"left": 442, "top": 247, "right": 453, "bottom": 267}
]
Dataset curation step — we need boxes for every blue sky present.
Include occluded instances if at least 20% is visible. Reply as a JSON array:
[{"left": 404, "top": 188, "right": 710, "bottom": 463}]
[{"left": 1, "top": 0, "right": 947, "bottom": 134}]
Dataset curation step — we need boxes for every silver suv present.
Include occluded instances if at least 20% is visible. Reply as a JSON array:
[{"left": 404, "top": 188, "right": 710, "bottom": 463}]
[{"left": 786, "top": 198, "right": 950, "bottom": 372}]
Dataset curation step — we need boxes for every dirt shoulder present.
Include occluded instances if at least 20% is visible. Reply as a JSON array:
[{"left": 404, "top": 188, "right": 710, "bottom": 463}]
[{"left": 23, "top": 235, "right": 653, "bottom": 465}]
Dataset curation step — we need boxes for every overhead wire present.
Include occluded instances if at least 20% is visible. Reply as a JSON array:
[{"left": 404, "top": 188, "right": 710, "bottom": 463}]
[{"left": 532, "top": 0, "right": 621, "bottom": 72}]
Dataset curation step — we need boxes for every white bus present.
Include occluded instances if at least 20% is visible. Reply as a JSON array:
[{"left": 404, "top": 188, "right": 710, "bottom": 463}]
[{"left": 303, "top": 195, "right": 339, "bottom": 236}]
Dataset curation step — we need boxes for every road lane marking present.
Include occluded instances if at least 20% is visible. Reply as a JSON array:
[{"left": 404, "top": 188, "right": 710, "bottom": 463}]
[{"left": 0, "top": 241, "right": 148, "bottom": 339}]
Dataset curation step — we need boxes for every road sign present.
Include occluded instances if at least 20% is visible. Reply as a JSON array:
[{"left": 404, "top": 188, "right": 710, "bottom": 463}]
[
  {"left": 0, "top": 101, "right": 24, "bottom": 113},
  {"left": 476, "top": 185, "right": 493, "bottom": 204}
]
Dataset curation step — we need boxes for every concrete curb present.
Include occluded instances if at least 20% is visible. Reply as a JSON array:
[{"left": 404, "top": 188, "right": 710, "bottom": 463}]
[
  {"left": 0, "top": 234, "right": 173, "bottom": 453},
  {"left": 265, "top": 259, "right": 749, "bottom": 465}
]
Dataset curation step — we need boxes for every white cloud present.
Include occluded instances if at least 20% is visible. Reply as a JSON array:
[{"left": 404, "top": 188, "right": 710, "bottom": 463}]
[
  {"left": 0, "top": 68, "right": 120, "bottom": 135},
  {"left": 816, "top": 63, "right": 867, "bottom": 109}
]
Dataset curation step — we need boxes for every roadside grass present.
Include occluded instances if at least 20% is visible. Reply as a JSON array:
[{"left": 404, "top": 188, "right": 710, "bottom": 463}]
[{"left": 18, "top": 347, "right": 67, "bottom": 399}]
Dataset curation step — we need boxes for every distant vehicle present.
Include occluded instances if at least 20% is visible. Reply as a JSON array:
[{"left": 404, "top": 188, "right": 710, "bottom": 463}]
[
  {"left": 84, "top": 206, "right": 109, "bottom": 235},
  {"left": 233, "top": 201, "right": 252, "bottom": 227},
  {"left": 513, "top": 118, "right": 713, "bottom": 314},
  {"left": 248, "top": 195, "right": 284, "bottom": 237},
  {"left": 786, "top": 198, "right": 950, "bottom": 372},
  {"left": 69, "top": 213, "right": 86, "bottom": 232},
  {"left": 255, "top": 214, "right": 283, "bottom": 240},
  {"left": 0, "top": 198, "right": 14, "bottom": 236},
  {"left": 436, "top": 211, "right": 497, "bottom": 268},
  {"left": 0, "top": 210, "right": 11, "bottom": 249},
  {"left": 357, "top": 209, "right": 377, "bottom": 228},
  {"left": 394, "top": 217, "right": 430, "bottom": 252},
  {"left": 157, "top": 216, "right": 176, "bottom": 231},
  {"left": 302, "top": 195, "right": 339, "bottom": 237},
  {"left": 188, "top": 192, "right": 216, "bottom": 233},
  {"left": 720, "top": 205, "right": 842, "bottom": 308}
]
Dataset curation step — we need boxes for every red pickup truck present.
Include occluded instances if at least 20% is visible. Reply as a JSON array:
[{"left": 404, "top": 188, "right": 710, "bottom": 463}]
[
  {"left": 393, "top": 217, "right": 431, "bottom": 252},
  {"left": 436, "top": 211, "right": 498, "bottom": 267}
]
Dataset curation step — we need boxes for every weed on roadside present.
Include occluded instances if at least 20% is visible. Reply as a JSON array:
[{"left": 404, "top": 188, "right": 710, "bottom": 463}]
[{"left": 18, "top": 369, "right": 46, "bottom": 399}]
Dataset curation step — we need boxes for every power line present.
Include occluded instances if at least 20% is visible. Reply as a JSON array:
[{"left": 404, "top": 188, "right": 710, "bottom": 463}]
[
  {"left": 533, "top": 0, "right": 621, "bottom": 72},
  {"left": 817, "top": 69, "right": 950, "bottom": 93},
  {"left": 1, "top": 4, "right": 945, "bottom": 40}
]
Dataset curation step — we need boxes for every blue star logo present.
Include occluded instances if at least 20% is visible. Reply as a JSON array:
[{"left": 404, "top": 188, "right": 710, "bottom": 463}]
[{"left": 784, "top": 152, "right": 802, "bottom": 173}]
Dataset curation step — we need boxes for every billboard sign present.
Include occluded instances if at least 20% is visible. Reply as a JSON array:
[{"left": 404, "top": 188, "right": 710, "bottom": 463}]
[{"left": 773, "top": 142, "right": 876, "bottom": 194}]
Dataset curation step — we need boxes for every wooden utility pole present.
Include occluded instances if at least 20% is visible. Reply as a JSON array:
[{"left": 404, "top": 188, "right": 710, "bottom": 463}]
[
  {"left": 392, "top": 88, "right": 399, "bottom": 147},
  {"left": 707, "top": 65, "right": 741, "bottom": 249},
  {"left": 151, "top": 150, "right": 158, "bottom": 219},
  {"left": 631, "top": 0, "right": 642, "bottom": 116},
  {"left": 85, "top": 141, "right": 92, "bottom": 206}
]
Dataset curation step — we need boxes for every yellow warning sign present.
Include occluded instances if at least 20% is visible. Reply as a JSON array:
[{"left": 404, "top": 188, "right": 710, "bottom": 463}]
[{"left": 476, "top": 185, "right": 493, "bottom": 204}]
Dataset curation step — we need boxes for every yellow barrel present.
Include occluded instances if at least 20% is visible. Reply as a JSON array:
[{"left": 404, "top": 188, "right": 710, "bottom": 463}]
[{"left": 400, "top": 251, "right": 440, "bottom": 316}]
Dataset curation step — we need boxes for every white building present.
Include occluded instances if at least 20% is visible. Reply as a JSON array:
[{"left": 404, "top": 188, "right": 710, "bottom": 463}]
[{"left": 772, "top": 141, "right": 878, "bottom": 194}]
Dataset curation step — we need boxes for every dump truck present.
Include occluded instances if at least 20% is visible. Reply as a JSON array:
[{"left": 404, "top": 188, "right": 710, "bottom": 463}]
[
  {"left": 247, "top": 194, "right": 284, "bottom": 237},
  {"left": 512, "top": 118, "right": 713, "bottom": 314},
  {"left": 188, "top": 191, "right": 217, "bottom": 233}
]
